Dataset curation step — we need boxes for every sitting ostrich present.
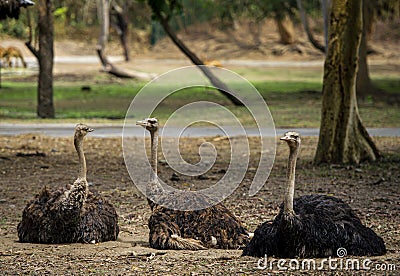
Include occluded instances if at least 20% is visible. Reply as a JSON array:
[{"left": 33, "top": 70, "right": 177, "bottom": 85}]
[
  {"left": 137, "top": 118, "right": 250, "bottom": 250},
  {"left": 17, "top": 124, "right": 119, "bottom": 244},
  {"left": 0, "top": 0, "right": 34, "bottom": 20},
  {"left": 242, "top": 131, "right": 386, "bottom": 258}
]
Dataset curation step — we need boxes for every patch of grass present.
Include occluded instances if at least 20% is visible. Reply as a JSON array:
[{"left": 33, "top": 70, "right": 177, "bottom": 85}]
[
  {"left": 374, "top": 78, "right": 400, "bottom": 94},
  {"left": 0, "top": 77, "right": 399, "bottom": 128}
]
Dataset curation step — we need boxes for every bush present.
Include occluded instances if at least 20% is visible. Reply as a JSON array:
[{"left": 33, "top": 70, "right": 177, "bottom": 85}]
[{"left": 0, "top": 19, "right": 28, "bottom": 39}]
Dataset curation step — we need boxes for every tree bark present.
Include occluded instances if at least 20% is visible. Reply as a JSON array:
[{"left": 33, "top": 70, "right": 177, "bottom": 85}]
[
  {"left": 158, "top": 17, "right": 244, "bottom": 106},
  {"left": 320, "top": 0, "right": 330, "bottom": 52},
  {"left": 297, "top": 0, "right": 325, "bottom": 53},
  {"left": 314, "top": 0, "right": 380, "bottom": 165},
  {"left": 111, "top": 1, "right": 129, "bottom": 61},
  {"left": 96, "top": 0, "right": 153, "bottom": 80},
  {"left": 97, "top": 0, "right": 109, "bottom": 52},
  {"left": 37, "top": 0, "right": 55, "bottom": 118},
  {"left": 274, "top": 15, "right": 296, "bottom": 45},
  {"left": 356, "top": 0, "right": 378, "bottom": 99}
]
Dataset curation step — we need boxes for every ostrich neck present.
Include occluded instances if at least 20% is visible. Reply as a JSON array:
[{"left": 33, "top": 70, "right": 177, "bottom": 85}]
[
  {"left": 283, "top": 145, "right": 299, "bottom": 216},
  {"left": 74, "top": 136, "right": 86, "bottom": 181},
  {"left": 150, "top": 130, "right": 158, "bottom": 182}
]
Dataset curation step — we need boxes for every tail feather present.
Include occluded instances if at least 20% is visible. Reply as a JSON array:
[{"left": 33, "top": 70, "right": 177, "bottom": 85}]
[{"left": 169, "top": 234, "right": 207, "bottom": 250}]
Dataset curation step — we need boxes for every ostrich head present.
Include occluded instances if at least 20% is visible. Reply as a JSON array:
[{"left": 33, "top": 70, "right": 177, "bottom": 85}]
[
  {"left": 136, "top": 118, "right": 159, "bottom": 133},
  {"left": 280, "top": 131, "right": 301, "bottom": 150},
  {"left": 74, "top": 123, "right": 94, "bottom": 139}
]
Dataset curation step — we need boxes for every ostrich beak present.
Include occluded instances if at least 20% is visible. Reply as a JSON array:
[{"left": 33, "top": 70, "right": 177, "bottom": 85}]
[
  {"left": 136, "top": 120, "right": 148, "bottom": 127},
  {"left": 280, "top": 135, "right": 289, "bottom": 141}
]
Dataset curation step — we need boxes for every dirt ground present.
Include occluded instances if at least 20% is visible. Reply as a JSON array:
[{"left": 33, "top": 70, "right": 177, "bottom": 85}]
[{"left": 0, "top": 134, "right": 398, "bottom": 275}]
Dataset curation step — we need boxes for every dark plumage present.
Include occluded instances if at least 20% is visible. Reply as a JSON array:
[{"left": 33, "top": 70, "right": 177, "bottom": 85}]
[
  {"left": 137, "top": 118, "right": 250, "bottom": 250},
  {"left": 17, "top": 124, "right": 119, "bottom": 244},
  {"left": 0, "top": 0, "right": 34, "bottom": 20},
  {"left": 149, "top": 192, "right": 249, "bottom": 250},
  {"left": 243, "top": 131, "right": 386, "bottom": 258}
]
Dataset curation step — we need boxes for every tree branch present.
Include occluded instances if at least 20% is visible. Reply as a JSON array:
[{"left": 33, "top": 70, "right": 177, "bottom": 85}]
[
  {"left": 158, "top": 15, "right": 244, "bottom": 106},
  {"left": 297, "top": 0, "right": 325, "bottom": 54}
]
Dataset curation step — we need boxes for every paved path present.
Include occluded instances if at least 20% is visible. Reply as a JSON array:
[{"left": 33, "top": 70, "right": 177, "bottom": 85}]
[
  {"left": 22, "top": 56, "right": 325, "bottom": 67},
  {"left": 0, "top": 124, "right": 399, "bottom": 138}
]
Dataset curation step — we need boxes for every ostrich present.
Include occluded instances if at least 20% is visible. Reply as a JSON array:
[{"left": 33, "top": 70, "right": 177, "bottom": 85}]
[
  {"left": 136, "top": 118, "right": 250, "bottom": 250},
  {"left": 17, "top": 124, "right": 119, "bottom": 244},
  {"left": 242, "top": 131, "right": 386, "bottom": 258},
  {"left": 0, "top": 0, "right": 34, "bottom": 20}
]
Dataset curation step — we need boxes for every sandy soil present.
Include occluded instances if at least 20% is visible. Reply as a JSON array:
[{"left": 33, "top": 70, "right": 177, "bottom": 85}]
[{"left": 0, "top": 134, "right": 398, "bottom": 275}]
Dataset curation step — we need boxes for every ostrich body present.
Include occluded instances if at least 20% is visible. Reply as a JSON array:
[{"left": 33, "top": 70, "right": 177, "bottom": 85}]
[
  {"left": 17, "top": 124, "right": 119, "bottom": 244},
  {"left": 137, "top": 118, "right": 250, "bottom": 250},
  {"left": 242, "top": 132, "right": 386, "bottom": 258}
]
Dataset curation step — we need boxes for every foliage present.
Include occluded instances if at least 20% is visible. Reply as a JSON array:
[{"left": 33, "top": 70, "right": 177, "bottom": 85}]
[
  {"left": 0, "top": 18, "right": 29, "bottom": 38},
  {"left": 137, "top": 0, "right": 182, "bottom": 21},
  {"left": 376, "top": 0, "right": 400, "bottom": 19}
]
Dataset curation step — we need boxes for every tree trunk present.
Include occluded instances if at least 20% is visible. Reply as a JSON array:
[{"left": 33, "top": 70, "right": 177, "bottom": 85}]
[
  {"left": 356, "top": 0, "right": 377, "bottom": 99},
  {"left": 314, "top": 0, "right": 380, "bottom": 164},
  {"left": 96, "top": 0, "right": 154, "bottom": 80},
  {"left": 159, "top": 17, "right": 244, "bottom": 106},
  {"left": 111, "top": 1, "right": 129, "bottom": 61},
  {"left": 297, "top": 0, "right": 325, "bottom": 53},
  {"left": 96, "top": 0, "right": 109, "bottom": 53},
  {"left": 37, "top": 0, "right": 54, "bottom": 118},
  {"left": 274, "top": 15, "right": 296, "bottom": 45},
  {"left": 320, "top": 0, "right": 330, "bottom": 52}
]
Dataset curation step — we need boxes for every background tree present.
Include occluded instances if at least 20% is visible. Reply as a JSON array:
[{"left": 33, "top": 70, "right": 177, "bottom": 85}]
[
  {"left": 296, "top": 0, "right": 326, "bottom": 53},
  {"left": 356, "top": 0, "right": 377, "bottom": 99},
  {"left": 96, "top": 0, "right": 154, "bottom": 80},
  {"left": 111, "top": 1, "right": 129, "bottom": 61},
  {"left": 315, "top": 0, "right": 380, "bottom": 164},
  {"left": 224, "top": 0, "right": 299, "bottom": 45},
  {"left": 263, "top": 0, "right": 298, "bottom": 45},
  {"left": 25, "top": 0, "right": 55, "bottom": 118},
  {"left": 143, "top": 0, "right": 243, "bottom": 106},
  {"left": 357, "top": 0, "right": 400, "bottom": 99}
]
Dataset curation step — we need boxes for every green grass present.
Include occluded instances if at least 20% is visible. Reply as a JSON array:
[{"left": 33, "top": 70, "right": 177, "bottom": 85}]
[{"left": 0, "top": 76, "right": 399, "bottom": 128}]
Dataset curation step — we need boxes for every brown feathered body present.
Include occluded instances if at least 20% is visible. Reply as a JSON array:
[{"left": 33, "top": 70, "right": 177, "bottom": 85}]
[
  {"left": 136, "top": 117, "right": 249, "bottom": 250},
  {"left": 148, "top": 191, "right": 249, "bottom": 250},
  {"left": 17, "top": 124, "right": 119, "bottom": 244},
  {"left": 17, "top": 184, "right": 119, "bottom": 244}
]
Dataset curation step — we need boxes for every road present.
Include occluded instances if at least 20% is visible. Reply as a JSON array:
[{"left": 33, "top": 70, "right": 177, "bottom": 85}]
[{"left": 0, "top": 124, "right": 399, "bottom": 138}]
